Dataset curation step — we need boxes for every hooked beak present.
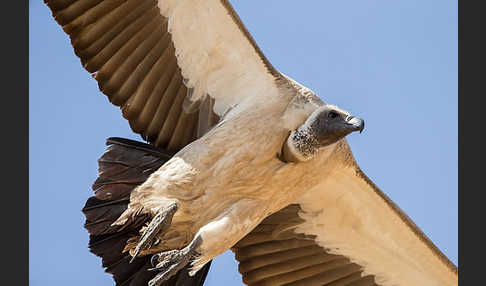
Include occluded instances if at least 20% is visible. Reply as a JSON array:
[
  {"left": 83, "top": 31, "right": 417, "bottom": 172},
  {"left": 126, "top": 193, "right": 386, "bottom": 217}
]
[{"left": 346, "top": 116, "right": 365, "bottom": 134}]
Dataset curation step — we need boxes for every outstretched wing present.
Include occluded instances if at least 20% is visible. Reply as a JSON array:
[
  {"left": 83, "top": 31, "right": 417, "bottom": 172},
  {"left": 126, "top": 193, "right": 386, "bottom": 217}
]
[
  {"left": 45, "top": 0, "right": 283, "bottom": 151},
  {"left": 233, "top": 141, "right": 458, "bottom": 286}
]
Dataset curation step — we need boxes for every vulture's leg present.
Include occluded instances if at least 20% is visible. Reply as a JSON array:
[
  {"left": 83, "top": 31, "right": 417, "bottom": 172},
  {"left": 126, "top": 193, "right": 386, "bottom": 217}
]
[
  {"left": 130, "top": 202, "right": 178, "bottom": 262},
  {"left": 148, "top": 199, "right": 261, "bottom": 285},
  {"left": 148, "top": 235, "right": 203, "bottom": 286}
]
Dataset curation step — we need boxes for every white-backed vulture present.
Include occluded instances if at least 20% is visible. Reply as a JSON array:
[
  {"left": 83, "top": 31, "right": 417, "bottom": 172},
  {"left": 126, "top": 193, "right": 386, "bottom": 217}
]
[{"left": 44, "top": 1, "right": 458, "bottom": 286}]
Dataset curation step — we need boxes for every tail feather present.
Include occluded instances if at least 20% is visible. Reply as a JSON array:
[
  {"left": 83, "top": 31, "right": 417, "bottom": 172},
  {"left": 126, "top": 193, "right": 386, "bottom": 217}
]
[
  {"left": 83, "top": 196, "right": 149, "bottom": 236},
  {"left": 89, "top": 231, "right": 135, "bottom": 267},
  {"left": 107, "top": 256, "right": 149, "bottom": 284},
  {"left": 93, "top": 183, "right": 137, "bottom": 201},
  {"left": 83, "top": 137, "right": 211, "bottom": 286}
]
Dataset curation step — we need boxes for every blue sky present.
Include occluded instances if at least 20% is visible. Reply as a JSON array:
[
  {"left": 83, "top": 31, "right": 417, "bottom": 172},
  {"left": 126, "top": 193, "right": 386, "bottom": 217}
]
[{"left": 30, "top": 1, "right": 457, "bottom": 285}]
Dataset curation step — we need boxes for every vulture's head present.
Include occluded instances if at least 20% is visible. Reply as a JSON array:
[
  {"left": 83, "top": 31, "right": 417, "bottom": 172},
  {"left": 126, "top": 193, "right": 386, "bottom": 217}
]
[{"left": 282, "top": 105, "right": 364, "bottom": 162}]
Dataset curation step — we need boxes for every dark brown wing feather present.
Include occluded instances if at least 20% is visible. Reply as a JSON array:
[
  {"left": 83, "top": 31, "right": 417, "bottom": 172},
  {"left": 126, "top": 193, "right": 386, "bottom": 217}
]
[
  {"left": 82, "top": 137, "right": 211, "bottom": 286},
  {"left": 232, "top": 205, "right": 381, "bottom": 286},
  {"left": 44, "top": 0, "right": 220, "bottom": 151}
]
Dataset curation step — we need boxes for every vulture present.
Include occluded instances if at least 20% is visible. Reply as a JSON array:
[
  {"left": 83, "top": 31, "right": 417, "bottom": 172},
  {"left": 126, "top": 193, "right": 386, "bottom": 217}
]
[{"left": 44, "top": 1, "right": 457, "bottom": 286}]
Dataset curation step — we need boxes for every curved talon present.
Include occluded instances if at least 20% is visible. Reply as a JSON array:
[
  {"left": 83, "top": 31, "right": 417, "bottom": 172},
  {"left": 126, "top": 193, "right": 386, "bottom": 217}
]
[
  {"left": 149, "top": 250, "right": 178, "bottom": 270},
  {"left": 129, "top": 202, "right": 178, "bottom": 264},
  {"left": 151, "top": 253, "right": 161, "bottom": 268},
  {"left": 147, "top": 235, "right": 203, "bottom": 285}
]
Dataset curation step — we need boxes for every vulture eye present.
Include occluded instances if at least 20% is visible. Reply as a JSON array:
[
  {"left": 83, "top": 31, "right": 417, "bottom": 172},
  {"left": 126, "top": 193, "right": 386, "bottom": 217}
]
[{"left": 328, "top": 111, "right": 338, "bottom": 119}]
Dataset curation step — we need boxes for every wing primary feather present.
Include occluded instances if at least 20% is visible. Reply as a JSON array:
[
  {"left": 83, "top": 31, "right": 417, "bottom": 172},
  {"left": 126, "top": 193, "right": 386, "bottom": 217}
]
[
  {"left": 145, "top": 71, "right": 182, "bottom": 142},
  {"left": 282, "top": 264, "right": 364, "bottom": 286},
  {"left": 75, "top": 0, "right": 153, "bottom": 62},
  {"left": 124, "top": 43, "right": 176, "bottom": 123},
  {"left": 44, "top": 0, "right": 77, "bottom": 11},
  {"left": 62, "top": 0, "right": 126, "bottom": 35},
  {"left": 253, "top": 259, "right": 352, "bottom": 286},
  {"left": 50, "top": 0, "right": 103, "bottom": 26},
  {"left": 167, "top": 111, "right": 190, "bottom": 151},
  {"left": 235, "top": 239, "right": 315, "bottom": 262},
  {"left": 110, "top": 22, "right": 170, "bottom": 105},
  {"left": 130, "top": 50, "right": 177, "bottom": 135},
  {"left": 236, "top": 245, "right": 326, "bottom": 273},
  {"left": 323, "top": 272, "right": 369, "bottom": 286},
  {"left": 156, "top": 84, "right": 187, "bottom": 147},
  {"left": 242, "top": 254, "right": 345, "bottom": 284},
  {"left": 234, "top": 231, "right": 307, "bottom": 248},
  {"left": 342, "top": 275, "right": 375, "bottom": 286},
  {"left": 177, "top": 111, "right": 199, "bottom": 150},
  {"left": 247, "top": 224, "right": 284, "bottom": 233},
  {"left": 87, "top": 5, "right": 158, "bottom": 75},
  {"left": 97, "top": 14, "right": 161, "bottom": 101}
]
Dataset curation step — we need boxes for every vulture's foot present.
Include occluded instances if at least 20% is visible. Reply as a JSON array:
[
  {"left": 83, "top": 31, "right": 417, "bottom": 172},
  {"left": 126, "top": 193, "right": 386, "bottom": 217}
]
[
  {"left": 148, "top": 235, "right": 203, "bottom": 286},
  {"left": 130, "top": 202, "right": 178, "bottom": 263}
]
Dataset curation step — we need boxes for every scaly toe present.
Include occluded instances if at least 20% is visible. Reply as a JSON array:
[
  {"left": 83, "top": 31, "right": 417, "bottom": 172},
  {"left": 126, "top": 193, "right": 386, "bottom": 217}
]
[
  {"left": 129, "top": 202, "right": 178, "bottom": 263},
  {"left": 147, "top": 251, "right": 190, "bottom": 285},
  {"left": 149, "top": 250, "right": 179, "bottom": 270},
  {"left": 146, "top": 236, "right": 203, "bottom": 284}
]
